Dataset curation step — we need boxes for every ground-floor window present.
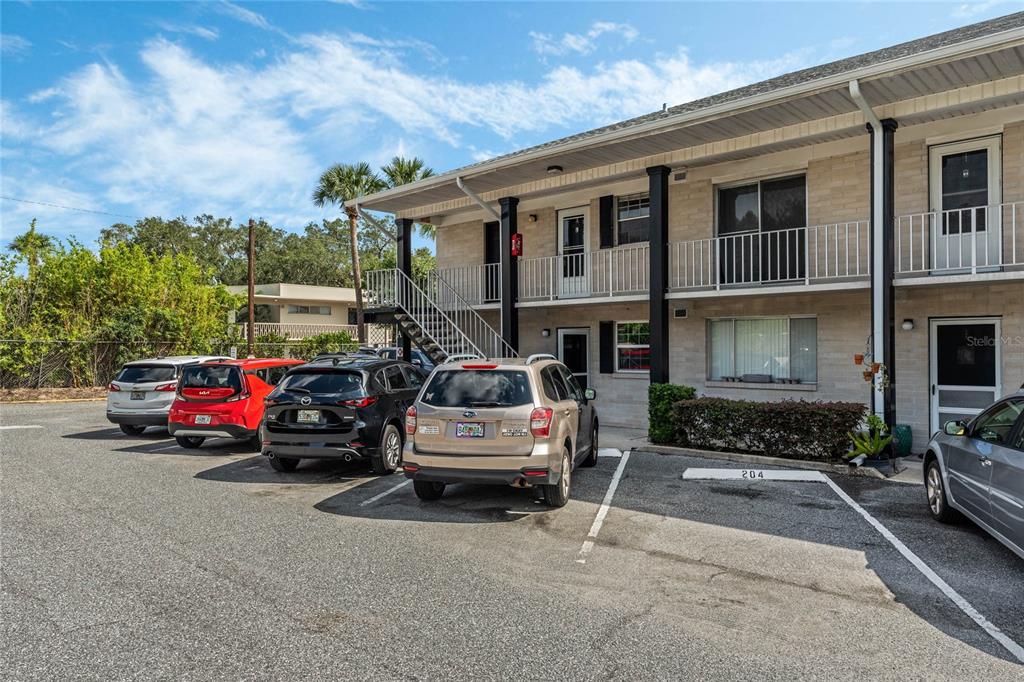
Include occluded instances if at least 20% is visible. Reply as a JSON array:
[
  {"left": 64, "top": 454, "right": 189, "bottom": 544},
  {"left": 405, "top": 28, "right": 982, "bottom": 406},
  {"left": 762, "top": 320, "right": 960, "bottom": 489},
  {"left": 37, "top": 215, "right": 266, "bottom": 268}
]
[
  {"left": 708, "top": 316, "right": 817, "bottom": 383},
  {"left": 616, "top": 321, "right": 650, "bottom": 372}
]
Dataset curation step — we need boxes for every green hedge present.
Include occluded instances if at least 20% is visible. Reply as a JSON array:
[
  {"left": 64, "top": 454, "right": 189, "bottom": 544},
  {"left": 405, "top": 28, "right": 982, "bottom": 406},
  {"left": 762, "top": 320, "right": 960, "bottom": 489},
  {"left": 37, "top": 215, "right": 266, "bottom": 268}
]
[
  {"left": 671, "top": 397, "right": 865, "bottom": 461},
  {"left": 648, "top": 383, "right": 697, "bottom": 444},
  {"left": 293, "top": 331, "right": 357, "bottom": 360}
]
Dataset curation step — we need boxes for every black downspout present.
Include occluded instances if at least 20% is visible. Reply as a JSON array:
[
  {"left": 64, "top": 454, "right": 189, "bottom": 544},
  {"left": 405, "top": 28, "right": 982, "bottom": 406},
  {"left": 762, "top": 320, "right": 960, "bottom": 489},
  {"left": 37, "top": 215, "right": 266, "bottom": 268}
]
[
  {"left": 647, "top": 165, "right": 671, "bottom": 384},
  {"left": 881, "top": 119, "right": 898, "bottom": 432},
  {"left": 396, "top": 217, "right": 413, "bottom": 361},
  {"left": 499, "top": 197, "right": 520, "bottom": 353}
]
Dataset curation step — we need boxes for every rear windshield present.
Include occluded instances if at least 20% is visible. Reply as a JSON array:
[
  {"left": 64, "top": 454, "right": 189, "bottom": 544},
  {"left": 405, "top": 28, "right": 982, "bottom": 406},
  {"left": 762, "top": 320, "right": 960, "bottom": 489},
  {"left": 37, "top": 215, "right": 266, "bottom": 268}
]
[
  {"left": 116, "top": 364, "right": 176, "bottom": 383},
  {"left": 278, "top": 371, "right": 364, "bottom": 395},
  {"left": 420, "top": 370, "right": 532, "bottom": 408},
  {"left": 180, "top": 365, "right": 243, "bottom": 391}
]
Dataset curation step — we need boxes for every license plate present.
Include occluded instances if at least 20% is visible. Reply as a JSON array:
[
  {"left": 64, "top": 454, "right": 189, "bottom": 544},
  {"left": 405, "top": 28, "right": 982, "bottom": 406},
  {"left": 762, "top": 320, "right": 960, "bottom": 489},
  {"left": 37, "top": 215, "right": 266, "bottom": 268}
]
[
  {"left": 297, "top": 409, "right": 320, "bottom": 424},
  {"left": 130, "top": 391, "right": 145, "bottom": 400},
  {"left": 194, "top": 415, "right": 212, "bottom": 425},
  {"left": 455, "top": 422, "right": 484, "bottom": 438}
]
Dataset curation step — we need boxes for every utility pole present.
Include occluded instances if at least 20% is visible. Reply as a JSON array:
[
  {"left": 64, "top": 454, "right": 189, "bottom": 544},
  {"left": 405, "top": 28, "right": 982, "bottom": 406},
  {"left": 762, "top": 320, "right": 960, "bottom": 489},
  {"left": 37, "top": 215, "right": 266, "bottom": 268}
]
[{"left": 247, "top": 218, "right": 255, "bottom": 358}]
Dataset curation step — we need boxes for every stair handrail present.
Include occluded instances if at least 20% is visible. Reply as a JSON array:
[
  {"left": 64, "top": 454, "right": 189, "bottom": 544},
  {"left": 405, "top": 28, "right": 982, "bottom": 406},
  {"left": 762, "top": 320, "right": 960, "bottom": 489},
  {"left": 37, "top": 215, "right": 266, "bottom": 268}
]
[
  {"left": 427, "top": 270, "right": 518, "bottom": 358},
  {"left": 392, "top": 269, "right": 487, "bottom": 359}
]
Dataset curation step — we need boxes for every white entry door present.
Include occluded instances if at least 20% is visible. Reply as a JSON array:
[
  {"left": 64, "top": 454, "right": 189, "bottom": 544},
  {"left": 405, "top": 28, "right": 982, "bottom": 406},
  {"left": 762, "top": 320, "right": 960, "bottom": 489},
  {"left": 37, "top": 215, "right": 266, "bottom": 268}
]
[
  {"left": 930, "top": 318, "right": 1002, "bottom": 433},
  {"left": 557, "top": 328, "right": 590, "bottom": 390},
  {"left": 929, "top": 136, "right": 1002, "bottom": 272},
  {"left": 557, "top": 207, "right": 589, "bottom": 297}
]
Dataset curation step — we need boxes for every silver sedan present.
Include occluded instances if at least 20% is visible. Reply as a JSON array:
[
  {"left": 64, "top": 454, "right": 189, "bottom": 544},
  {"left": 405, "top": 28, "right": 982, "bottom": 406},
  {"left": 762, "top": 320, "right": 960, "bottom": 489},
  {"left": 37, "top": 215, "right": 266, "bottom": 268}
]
[{"left": 923, "top": 390, "right": 1024, "bottom": 561}]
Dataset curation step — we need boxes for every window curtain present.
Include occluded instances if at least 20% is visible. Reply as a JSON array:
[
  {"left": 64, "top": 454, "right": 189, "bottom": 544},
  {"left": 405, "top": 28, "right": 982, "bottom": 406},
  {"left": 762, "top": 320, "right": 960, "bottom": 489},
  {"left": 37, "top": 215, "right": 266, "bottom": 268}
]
[
  {"left": 735, "top": 319, "right": 789, "bottom": 378},
  {"left": 789, "top": 317, "right": 817, "bottom": 382},
  {"left": 709, "top": 320, "right": 734, "bottom": 379}
]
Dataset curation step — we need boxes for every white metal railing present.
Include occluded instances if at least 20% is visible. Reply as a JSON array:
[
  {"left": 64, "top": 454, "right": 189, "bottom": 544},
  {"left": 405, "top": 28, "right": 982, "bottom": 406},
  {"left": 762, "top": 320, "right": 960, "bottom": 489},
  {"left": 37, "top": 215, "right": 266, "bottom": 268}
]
[
  {"left": 669, "top": 222, "right": 870, "bottom": 290},
  {"left": 896, "top": 201, "right": 1023, "bottom": 276},
  {"left": 247, "top": 322, "right": 360, "bottom": 338},
  {"left": 364, "top": 269, "right": 515, "bottom": 359},
  {"left": 434, "top": 263, "right": 500, "bottom": 306},
  {"left": 517, "top": 244, "right": 650, "bottom": 301}
]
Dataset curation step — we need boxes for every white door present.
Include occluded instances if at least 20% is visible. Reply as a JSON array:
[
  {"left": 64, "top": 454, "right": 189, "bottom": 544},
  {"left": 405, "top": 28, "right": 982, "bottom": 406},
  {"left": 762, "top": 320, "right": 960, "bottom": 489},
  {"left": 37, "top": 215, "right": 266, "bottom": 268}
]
[
  {"left": 557, "top": 328, "right": 590, "bottom": 390},
  {"left": 930, "top": 318, "right": 1002, "bottom": 434},
  {"left": 929, "top": 136, "right": 1001, "bottom": 272},
  {"left": 557, "top": 207, "right": 589, "bottom": 297}
]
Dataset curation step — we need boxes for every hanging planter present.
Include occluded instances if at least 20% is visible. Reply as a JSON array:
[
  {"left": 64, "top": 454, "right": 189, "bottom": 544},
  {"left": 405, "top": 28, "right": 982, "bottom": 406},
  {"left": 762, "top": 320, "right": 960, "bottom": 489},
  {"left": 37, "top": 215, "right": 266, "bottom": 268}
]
[
  {"left": 853, "top": 354, "right": 864, "bottom": 365},
  {"left": 862, "top": 370, "right": 873, "bottom": 382},
  {"left": 870, "top": 362, "right": 881, "bottom": 374}
]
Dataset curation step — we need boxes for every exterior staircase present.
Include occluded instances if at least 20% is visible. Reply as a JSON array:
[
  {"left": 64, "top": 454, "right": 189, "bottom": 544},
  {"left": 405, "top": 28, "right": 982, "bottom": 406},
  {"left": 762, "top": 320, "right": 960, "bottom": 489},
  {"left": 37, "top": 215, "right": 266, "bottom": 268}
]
[{"left": 364, "top": 269, "right": 516, "bottom": 363}]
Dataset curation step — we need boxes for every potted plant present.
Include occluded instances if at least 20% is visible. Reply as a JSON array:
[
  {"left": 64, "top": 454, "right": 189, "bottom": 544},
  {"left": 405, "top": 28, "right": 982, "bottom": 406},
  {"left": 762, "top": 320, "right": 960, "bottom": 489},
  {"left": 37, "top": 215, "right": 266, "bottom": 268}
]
[
  {"left": 847, "top": 414, "right": 893, "bottom": 463},
  {"left": 853, "top": 353, "right": 864, "bottom": 365}
]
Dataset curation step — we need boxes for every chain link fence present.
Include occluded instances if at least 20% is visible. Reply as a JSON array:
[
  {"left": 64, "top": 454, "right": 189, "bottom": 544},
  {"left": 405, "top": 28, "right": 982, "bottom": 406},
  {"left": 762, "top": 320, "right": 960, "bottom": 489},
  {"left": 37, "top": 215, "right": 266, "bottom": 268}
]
[{"left": 0, "top": 325, "right": 396, "bottom": 389}]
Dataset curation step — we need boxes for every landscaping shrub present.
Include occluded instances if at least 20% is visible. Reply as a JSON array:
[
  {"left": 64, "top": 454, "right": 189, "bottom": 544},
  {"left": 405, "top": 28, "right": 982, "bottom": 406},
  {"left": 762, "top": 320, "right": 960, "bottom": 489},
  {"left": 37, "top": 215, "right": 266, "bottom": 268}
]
[
  {"left": 648, "top": 383, "right": 696, "bottom": 444},
  {"left": 671, "top": 398, "right": 865, "bottom": 461},
  {"left": 294, "top": 331, "right": 357, "bottom": 360}
]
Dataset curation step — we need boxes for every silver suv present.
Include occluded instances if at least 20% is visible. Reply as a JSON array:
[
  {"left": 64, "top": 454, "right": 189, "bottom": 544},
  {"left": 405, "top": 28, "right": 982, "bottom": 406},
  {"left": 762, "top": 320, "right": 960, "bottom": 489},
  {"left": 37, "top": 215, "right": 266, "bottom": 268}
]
[
  {"left": 402, "top": 355, "right": 599, "bottom": 507},
  {"left": 106, "top": 356, "right": 230, "bottom": 435}
]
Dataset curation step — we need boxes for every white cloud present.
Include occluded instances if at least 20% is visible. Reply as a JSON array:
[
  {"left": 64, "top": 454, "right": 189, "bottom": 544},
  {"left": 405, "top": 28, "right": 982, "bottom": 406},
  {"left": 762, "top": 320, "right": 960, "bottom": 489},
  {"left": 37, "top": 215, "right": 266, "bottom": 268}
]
[
  {"left": 0, "top": 34, "right": 32, "bottom": 57},
  {"left": 530, "top": 21, "right": 639, "bottom": 57},
  {"left": 153, "top": 21, "right": 220, "bottom": 41},
  {"left": 952, "top": 0, "right": 1006, "bottom": 19},
  {"left": 214, "top": 1, "right": 272, "bottom": 30}
]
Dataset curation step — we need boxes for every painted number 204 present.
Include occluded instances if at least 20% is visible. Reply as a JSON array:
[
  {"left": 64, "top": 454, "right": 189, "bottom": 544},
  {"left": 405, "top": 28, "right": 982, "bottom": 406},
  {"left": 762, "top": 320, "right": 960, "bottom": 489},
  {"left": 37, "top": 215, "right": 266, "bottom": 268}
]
[{"left": 741, "top": 470, "right": 765, "bottom": 479}]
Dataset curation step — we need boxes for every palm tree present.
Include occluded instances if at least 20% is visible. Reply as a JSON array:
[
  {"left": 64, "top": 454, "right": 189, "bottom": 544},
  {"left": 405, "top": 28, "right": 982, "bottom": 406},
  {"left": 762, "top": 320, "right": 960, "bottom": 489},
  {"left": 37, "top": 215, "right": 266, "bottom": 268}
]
[
  {"left": 381, "top": 156, "right": 436, "bottom": 239},
  {"left": 312, "top": 163, "right": 385, "bottom": 343},
  {"left": 8, "top": 219, "right": 55, "bottom": 280}
]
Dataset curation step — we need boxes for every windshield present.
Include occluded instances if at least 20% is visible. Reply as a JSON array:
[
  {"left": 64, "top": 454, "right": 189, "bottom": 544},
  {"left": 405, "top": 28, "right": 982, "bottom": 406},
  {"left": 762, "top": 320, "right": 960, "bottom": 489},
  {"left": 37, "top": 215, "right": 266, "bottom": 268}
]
[
  {"left": 180, "top": 365, "right": 243, "bottom": 392},
  {"left": 278, "top": 371, "right": 364, "bottom": 395},
  {"left": 420, "top": 370, "right": 532, "bottom": 408},
  {"left": 116, "top": 364, "right": 176, "bottom": 383}
]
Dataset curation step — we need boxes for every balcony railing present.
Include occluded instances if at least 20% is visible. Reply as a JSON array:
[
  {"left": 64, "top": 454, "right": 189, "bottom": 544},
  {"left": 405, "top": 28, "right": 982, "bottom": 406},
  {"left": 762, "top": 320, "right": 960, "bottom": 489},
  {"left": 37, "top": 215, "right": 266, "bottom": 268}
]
[
  {"left": 896, "top": 201, "right": 1023, "bottom": 276},
  {"left": 518, "top": 244, "right": 649, "bottom": 302},
  {"left": 669, "top": 222, "right": 870, "bottom": 291},
  {"left": 434, "top": 263, "right": 501, "bottom": 306},
  {"left": 244, "top": 322, "right": 358, "bottom": 339}
]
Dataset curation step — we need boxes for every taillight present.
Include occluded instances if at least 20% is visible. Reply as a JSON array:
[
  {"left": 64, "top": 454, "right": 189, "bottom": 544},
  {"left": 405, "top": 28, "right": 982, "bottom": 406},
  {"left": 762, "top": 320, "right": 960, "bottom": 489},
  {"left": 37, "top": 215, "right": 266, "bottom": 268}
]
[
  {"left": 530, "top": 407, "right": 553, "bottom": 438},
  {"left": 341, "top": 396, "right": 378, "bottom": 408},
  {"left": 405, "top": 405, "right": 417, "bottom": 435},
  {"left": 108, "top": 383, "right": 121, "bottom": 392},
  {"left": 463, "top": 363, "right": 498, "bottom": 369},
  {"left": 155, "top": 382, "right": 177, "bottom": 392}
]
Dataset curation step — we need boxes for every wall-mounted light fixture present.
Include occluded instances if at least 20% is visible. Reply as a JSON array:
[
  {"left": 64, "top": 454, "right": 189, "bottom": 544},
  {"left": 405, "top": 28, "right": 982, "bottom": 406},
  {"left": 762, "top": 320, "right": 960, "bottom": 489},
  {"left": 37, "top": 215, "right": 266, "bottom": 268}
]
[
  {"left": 528, "top": 214, "right": 538, "bottom": 223},
  {"left": 901, "top": 319, "right": 915, "bottom": 331},
  {"left": 546, "top": 165, "right": 563, "bottom": 175},
  {"left": 541, "top": 328, "right": 550, "bottom": 337}
]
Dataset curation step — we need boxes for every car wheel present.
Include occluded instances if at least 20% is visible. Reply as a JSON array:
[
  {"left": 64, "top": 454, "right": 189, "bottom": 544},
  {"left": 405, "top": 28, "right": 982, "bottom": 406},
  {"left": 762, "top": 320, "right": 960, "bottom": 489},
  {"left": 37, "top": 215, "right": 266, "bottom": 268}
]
[
  {"left": 119, "top": 424, "right": 146, "bottom": 436},
  {"left": 371, "top": 424, "right": 402, "bottom": 475},
  {"left": 175, "top": 435, "right": 205, "bottom": 449},
  {"left": 926, "top": 459, "right": 958, "bottom": 523},
  {"left": 268, "top": 455, "right": 299, "bottom": 472},
  {"left": 413, "top": 480, "right": 445, "bottom": 501},
  {"left": 543, "top": 448, "right": 572, "bottom": 508},
  {"left": 581, "top": 421, "right": 599, "bottom": 468}
]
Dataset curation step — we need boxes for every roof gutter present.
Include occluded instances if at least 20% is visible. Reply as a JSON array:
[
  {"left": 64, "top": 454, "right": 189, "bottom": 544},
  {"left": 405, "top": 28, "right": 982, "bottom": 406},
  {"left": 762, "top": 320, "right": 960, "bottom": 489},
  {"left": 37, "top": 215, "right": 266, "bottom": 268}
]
[{"left": 455, "top": 177, "right": 501, "bottom": 222}]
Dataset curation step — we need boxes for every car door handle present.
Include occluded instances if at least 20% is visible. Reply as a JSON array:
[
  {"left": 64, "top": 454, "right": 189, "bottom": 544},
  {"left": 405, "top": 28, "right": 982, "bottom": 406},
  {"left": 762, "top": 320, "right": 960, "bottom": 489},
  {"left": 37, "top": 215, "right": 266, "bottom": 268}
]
[{"left": 978, "top": 456, "right": 993, "bottom": 466}]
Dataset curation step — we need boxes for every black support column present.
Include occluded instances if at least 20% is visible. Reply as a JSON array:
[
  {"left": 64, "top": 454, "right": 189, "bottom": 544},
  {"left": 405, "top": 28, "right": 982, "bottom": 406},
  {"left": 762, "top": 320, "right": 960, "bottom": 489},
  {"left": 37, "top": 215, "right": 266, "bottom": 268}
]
[
  {"left": 868, "top": 119, "right": 898, "bottom": 429},
  {"left": 647, "top": 165, "right": 671, "bottom": 384},
  {"left": 499, "top": 197, "right": 520, "bottom": 353},
  {"left": 396, "top": 217, "right": 413, "bottom": 361}
]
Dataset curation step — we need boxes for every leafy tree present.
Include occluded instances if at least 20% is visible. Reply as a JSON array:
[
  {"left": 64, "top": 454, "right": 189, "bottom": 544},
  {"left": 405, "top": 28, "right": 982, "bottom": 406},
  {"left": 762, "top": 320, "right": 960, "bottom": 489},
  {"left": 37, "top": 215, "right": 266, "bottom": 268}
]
[
  {"left": 7, "top": 219, "right": 55, "bottom": 280},
  {"left": 312, "top": 162, "right": 386, "bottom": 343}
]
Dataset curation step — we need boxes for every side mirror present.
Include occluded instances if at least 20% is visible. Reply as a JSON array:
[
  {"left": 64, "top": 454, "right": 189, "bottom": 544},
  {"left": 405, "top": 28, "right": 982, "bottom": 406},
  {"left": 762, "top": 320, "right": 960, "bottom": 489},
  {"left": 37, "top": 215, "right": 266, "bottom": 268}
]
[
  {"left": 412, "top": 359, "right": 422, "bottom": 367},
  {"left": 584, "top": 388, "right": 597, "bottom": 401},
  {"left": 943, "top": 419, "right": 966, "bottom": 436}
]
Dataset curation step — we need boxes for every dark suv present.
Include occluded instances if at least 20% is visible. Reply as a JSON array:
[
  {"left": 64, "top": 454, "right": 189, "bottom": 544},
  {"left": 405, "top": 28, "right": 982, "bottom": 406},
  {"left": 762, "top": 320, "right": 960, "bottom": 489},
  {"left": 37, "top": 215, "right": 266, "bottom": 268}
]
[{"left": 260, "top": 356, "right": 426, "bottom": 474}]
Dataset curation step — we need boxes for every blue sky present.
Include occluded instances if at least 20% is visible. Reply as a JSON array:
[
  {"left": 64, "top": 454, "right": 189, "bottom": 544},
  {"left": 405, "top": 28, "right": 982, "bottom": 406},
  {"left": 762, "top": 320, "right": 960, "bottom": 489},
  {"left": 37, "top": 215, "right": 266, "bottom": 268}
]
[{"left": 1, "top": 1, "right": 1019, "bottom": 251}]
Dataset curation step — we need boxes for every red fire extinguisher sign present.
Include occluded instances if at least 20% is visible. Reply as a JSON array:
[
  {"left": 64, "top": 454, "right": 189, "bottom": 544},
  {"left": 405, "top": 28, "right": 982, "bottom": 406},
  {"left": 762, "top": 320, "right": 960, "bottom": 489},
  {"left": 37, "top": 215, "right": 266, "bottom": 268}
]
[{"left": 511, "top": 233, "right": 523, "bottom": 257}]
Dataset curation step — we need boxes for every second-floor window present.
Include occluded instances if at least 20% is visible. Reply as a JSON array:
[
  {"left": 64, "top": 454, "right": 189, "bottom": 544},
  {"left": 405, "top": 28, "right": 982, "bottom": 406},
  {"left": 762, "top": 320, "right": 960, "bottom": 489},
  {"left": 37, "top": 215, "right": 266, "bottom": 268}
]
[
  {"left": 288, "top": 305, "right": 331, "bottom": 315},
  {"left": 617, "top": 194, "right": 650, "bottom": 246}
]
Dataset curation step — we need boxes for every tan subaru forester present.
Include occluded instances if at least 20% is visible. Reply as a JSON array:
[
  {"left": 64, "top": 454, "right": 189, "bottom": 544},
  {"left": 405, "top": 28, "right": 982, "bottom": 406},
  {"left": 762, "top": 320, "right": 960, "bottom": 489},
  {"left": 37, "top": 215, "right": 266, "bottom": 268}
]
[{"left": 402, "top": 354, "right": 599, "bottom": 507}]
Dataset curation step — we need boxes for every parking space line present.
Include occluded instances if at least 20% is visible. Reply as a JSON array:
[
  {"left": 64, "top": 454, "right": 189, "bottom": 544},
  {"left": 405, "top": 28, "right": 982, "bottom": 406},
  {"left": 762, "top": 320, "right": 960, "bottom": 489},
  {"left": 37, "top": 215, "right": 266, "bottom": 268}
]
[
  {"left": 597, "top": 448, "right": 622, "bottom": 458},
  {"left": 147, "top": 443, "right": 184, "bottom": 452},
  {"left": 576, "top": 450, "right": 630, "bottom": 564},
  {"left": 821, "top": 477, "right": 1024, "bottom": 664},
  {"left": 360, "top": 479, "right": 411, "bottom": 506},
  {"left": 0, "top": 425, "right": 43, "bottom": 430}
]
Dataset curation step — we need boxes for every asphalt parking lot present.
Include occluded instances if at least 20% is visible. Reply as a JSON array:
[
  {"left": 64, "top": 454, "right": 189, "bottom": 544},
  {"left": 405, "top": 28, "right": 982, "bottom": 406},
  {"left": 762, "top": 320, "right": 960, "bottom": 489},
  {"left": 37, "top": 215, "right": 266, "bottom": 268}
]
[{"left": 2, "top": 401, "right": 1023, "bottom": 680}]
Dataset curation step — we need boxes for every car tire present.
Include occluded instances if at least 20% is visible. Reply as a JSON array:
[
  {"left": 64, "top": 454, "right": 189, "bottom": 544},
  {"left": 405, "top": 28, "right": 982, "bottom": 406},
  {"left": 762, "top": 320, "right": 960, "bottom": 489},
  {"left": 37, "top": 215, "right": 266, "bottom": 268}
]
[
  {"left": 413, "top": 480, "right": 445, "bottom": 501},
  {"left": 119, "top": 424, "right": 146, "bottom": 436},
  {"left": 371, "top": 424, "right": 402, "bottom": 475},
  {"left": 926, "top": 459, "right": 959, "bottom": 523},
  {"left": 581, "top": 421, "right": 599, "bottom": 468},
  {"left": 175, "top": 435, "right": 205, "bottom": 449},
  {"left": 268, "top": 455, "right": 299, "bottom": 472},
  {"left": 543, "top": 448, "right": 572, "bottom": 508}
]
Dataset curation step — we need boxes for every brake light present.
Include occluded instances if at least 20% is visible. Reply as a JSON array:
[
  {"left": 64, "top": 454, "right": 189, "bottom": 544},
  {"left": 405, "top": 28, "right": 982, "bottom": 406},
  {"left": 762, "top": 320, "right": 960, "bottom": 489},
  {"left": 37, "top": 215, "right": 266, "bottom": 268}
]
[
  {"left": 403, "top": 464, "right": 419, "bottom": 473},
  {"left": 530, "top": 407, "right": 553, "bottom": 438},
  {"left": 523, "top": 468, "right": 548, "bottom": 477},
  {"left": 405, "top": 405, "right": 417, "bottom": 435},
  {"left": 155, "top": 382, "right": 177, "bottom": 392},
  {"left": 108, "top": 383, "right": 121, "bottom": 392},
  {"left": 463, "top": 364, "right": 498, "bottom": 369},
  {"left": 341, "top": 396, "right": 378, "bottom": 408}
]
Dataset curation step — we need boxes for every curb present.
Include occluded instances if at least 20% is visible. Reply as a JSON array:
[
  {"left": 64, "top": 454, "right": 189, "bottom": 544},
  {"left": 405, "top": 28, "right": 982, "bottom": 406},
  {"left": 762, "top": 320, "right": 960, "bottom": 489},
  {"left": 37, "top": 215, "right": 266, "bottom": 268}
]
[
  {"left": 635, "top": 444, "right": 888, "bottom": 480},
  {"left": 0, "top": 398, "right": 106, "bottom": 404}
]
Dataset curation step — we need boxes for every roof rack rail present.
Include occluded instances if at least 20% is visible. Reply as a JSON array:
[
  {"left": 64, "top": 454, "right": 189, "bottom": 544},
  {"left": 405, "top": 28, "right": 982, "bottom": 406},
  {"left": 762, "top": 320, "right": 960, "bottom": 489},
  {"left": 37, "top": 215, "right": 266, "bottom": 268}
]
[
  {"left": 446, "top": 353, "right": 484, "bottom": 363},
  {"left": 526, "top": 353, "right": 557, "bottom": 365}
]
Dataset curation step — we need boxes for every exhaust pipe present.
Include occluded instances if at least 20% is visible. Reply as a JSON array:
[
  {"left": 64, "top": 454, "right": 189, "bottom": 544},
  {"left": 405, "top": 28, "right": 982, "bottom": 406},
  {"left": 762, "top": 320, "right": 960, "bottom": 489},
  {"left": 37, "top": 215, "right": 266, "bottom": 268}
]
[{"left": 511, "top": 477, "right": 531, "bottom": 489}]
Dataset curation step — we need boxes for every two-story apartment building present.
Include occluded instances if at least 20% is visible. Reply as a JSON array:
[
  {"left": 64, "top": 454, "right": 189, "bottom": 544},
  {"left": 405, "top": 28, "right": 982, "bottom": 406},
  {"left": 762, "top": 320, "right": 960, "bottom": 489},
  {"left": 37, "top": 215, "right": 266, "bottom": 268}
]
[{"left": 356, "top": 14, "right": 1024, "bottom": 449}]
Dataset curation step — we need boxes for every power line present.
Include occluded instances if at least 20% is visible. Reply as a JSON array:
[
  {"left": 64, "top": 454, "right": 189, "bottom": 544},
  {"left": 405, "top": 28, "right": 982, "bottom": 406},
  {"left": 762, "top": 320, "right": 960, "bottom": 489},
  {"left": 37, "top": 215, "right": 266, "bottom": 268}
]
[{"left": 0, "top": 195, "right": 142, "bottom": 221}]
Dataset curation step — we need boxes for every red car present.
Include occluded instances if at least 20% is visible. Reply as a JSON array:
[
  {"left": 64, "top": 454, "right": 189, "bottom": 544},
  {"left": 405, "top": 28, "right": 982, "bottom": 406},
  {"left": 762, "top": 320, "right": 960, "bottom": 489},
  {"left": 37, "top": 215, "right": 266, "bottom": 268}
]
[{"left": 168, "top": 358, "right": 303, "bottom": 449}]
